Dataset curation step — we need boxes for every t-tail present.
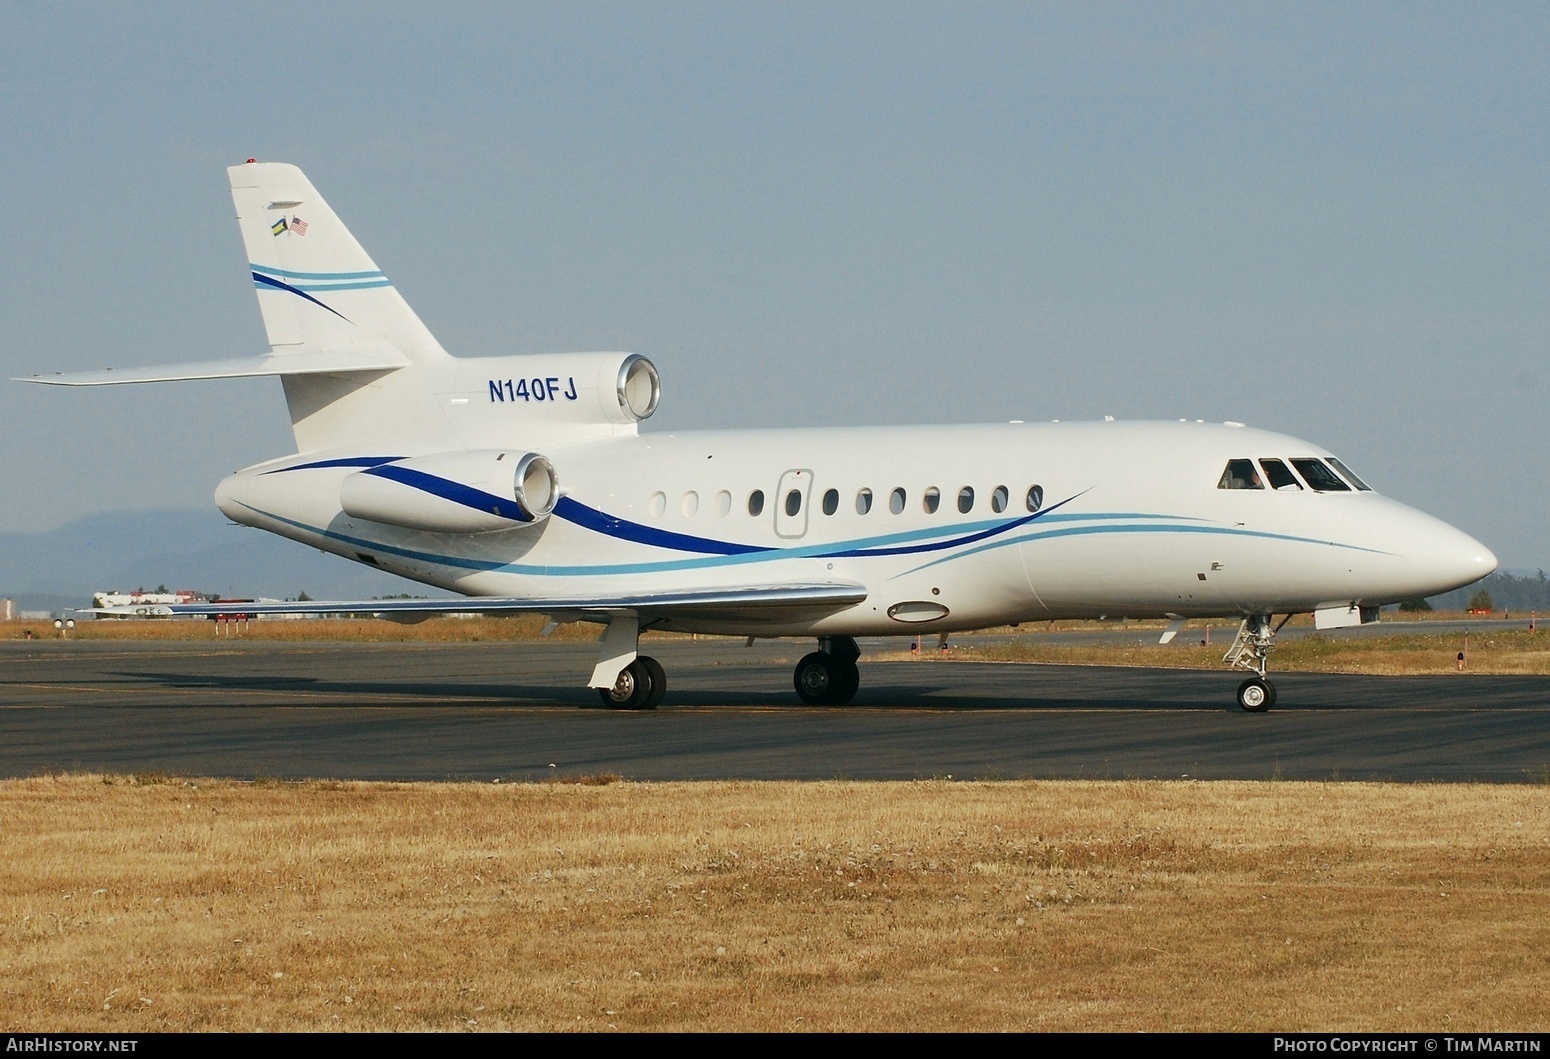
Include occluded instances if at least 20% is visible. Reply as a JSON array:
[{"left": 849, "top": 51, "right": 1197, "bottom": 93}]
[
  {"left": 16, "top": 160, "right": 662, "bottom": 456},
  {"left": 230, "top": 161, "right": 448, "bottom": 369}
]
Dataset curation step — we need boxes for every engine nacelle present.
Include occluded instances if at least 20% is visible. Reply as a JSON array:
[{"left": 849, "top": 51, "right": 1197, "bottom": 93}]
[{"left": 339, "top": 450, "right": 558, "bottom": 533}]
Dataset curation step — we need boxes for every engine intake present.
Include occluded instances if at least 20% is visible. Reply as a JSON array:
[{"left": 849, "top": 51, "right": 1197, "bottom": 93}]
[{"left": 339, "top": 450, "right": 558, "bottom": 533}]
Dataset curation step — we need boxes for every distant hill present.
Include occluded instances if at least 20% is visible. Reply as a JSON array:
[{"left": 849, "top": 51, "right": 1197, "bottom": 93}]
[{"left": 0, "top": 509, "right": 447, "bottom": 610}]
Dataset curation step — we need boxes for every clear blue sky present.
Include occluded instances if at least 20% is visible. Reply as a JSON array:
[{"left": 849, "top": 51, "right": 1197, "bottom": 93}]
[{"left": 3, "top": 3, "right": 1545, "bottom": 568}]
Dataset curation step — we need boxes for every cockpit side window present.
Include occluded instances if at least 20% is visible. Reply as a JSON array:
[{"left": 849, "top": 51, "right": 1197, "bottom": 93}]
[
  {"left": 1259, "top": 458, "right": 1302, "bottom": 491},
  {"left": 1290, "top": 458, "right": 1352, "bottom": 492},
  {"left": 1217, "top": 459, "right": 1264, "bottom": 490},
  {"left": 1326, "top": 457, "right": 1373, "bottom": 491}
]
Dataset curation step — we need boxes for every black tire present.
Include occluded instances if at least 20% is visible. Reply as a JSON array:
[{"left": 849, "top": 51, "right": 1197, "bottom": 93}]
[
  {"left": 794, "top": 651, "right": 840, "bottom": 704},
  {"left": 640, "top": 656, "right": 667, "bottom": 710},
  {"left": 829, "top": 661, "right": 860, "bottom": 704},
  {"left": 1237, "top": 677, "right": 1275, "bottom": 713},
  {"left": 599, "top": 659, "right": 655, "bottom": 710}
]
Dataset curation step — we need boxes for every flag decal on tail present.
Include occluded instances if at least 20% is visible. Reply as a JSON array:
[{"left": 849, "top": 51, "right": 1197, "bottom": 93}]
[{"left": 271, "top": 217, "right": 288, "bottom": 236}]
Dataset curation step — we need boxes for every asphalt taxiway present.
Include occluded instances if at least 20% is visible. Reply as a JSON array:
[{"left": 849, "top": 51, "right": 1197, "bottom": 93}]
[{"left": 2, "top": 637, "right": 1546, "bottom": 782}]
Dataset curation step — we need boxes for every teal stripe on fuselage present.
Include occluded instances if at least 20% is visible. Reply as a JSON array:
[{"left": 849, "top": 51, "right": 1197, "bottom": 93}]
[
  {"left": 898, "top": 521, "right": 1392, "bottom": 578},
  {"left": 236, "top": 501, "right": 1372, "bottom": 581}
]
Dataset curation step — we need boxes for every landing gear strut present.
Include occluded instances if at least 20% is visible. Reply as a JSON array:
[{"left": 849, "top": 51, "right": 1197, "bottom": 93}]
[
  {"left": 793, "top": 636, "right": 861, "bottom": 705},
  {"left": 1224, "top": 614, "right": 1288, "bottom": 712}
]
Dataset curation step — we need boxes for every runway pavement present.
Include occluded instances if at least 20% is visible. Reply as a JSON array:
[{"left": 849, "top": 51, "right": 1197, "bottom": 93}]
[{"left": 2, "top": 638, "right": 1546, "bottom": 782}]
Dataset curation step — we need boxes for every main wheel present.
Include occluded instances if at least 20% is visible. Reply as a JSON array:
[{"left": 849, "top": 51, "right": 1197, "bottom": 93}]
[
  {"left": 599, "top": 659, "right": 656, "bottom": 710},
  {"left": 639, "top": 656, "right": 667, "bottom": 710},
  {"left": 829, "top": 661, "right": 860, "bottom": 704},
  {"left": 1236, "top": 677, "right": 1276, "bottom": 713},
  {"left": 794, "top": 651, "right": 841, "bottom": 704}
]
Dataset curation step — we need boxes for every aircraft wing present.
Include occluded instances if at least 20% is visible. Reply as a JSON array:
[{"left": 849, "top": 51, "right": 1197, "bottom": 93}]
[{"left": 88, "top": 582, "right": 868, "bottom": 625}]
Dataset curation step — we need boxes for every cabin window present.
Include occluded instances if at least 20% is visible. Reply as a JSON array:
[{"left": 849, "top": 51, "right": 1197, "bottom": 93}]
[
  {"left": 990, "top": 485, "right": 1009, "bottom": 513},
  {"left": 680, "top": 491, "right": 699, "bottom": 517},
  {"left": 1327, "top": 457, "right": 1373, "bottom": 491},
  {"left": 1259, "top": 459, "right": 1302, "bottom": 491},
  {"left": 923, "top": 487, "right": 941, "bottom": 514},
  {"left": 649, "top": 491, "right": 667, "bottom": 517},
  {"left": 1217, "top": 459, "right": 1264, "bottom": 489},
  {"left": 785, "top": 489, "right": 803, "bottom": 516},
  {"left": 1026, "top": 485, "right": 1044, "bottom": 512},
  {"left": 856, "top": 488, "right": 873, "bottom": 514},
  {"left": 1290, "top": 458, "right": 1351, "bottom": 492},
  {"left": 714, "top": 490, "right": 732, "bottom": 516},
  {"left": 957, "top": 486, "right": 975, "bottom": 514},
  {"left": 821, "top": 488, "right": 839, "bottom": 515},
  {"left": 889, "top": 488, "right": 906, "bottom": 514},
  {"left": 748, "top": 489, "right": 765, "bottom": 516}
]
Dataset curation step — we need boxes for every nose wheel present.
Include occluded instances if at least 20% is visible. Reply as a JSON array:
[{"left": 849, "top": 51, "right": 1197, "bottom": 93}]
[{"left": 1236, "top": 677, "right": 1276, "bottom": 713}]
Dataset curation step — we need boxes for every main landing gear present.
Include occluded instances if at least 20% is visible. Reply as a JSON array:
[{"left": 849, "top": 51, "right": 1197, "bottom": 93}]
[
  {"left": 590, "top": 615, "right": 665, "bottom": 710},
  {"left": 1224, "top": 614, "right": 1290, "bottom": 712},
  {"left": 793, "top": 636, "right": 861, "bottom": 705},
  {"left": 598, "top": 655, "right": 666, "bottom": 710},
  {"left": 589, "top": 620, "right": 864, "bottom": 709}
]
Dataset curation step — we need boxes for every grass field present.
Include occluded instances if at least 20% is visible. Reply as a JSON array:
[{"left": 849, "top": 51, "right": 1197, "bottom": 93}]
[{"left": 2, "top": 776, "right": 1546, "bottom": 1032}]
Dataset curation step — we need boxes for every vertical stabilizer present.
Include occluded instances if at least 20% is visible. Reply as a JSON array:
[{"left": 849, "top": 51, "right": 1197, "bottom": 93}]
[
  {"left": 229, "top": 161, "right": 457, "bottom": 453},
  {"left": 228, "top": 161, "right": 449, "bottom": 367}
]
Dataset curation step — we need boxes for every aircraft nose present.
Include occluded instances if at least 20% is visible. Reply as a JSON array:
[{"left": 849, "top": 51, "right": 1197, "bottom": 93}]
[{"left": 1391, "top": 506, "right": 1497, "bottom": 597}]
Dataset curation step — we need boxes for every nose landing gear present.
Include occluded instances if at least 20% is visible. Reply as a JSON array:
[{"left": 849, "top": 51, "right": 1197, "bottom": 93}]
[
  {"left": 793, "top": 635, "right": 861, "bottom": 705},
  {"left": 1224, "top": 614, "right": 1289, "bottom": 711}
]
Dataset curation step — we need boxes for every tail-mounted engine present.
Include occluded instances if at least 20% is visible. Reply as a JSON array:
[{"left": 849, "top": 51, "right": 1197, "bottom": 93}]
[{"left": 339, "top": 449, "right": 558, "bottom": 533}]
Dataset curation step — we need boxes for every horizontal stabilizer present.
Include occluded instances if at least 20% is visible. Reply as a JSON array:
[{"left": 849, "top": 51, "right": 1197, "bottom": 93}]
[
  {"left": 87, "top": 582, "right": 869, "bottom": 623},
  {"left": 16, "top": 347, "right": 409, "bottom": 386}
]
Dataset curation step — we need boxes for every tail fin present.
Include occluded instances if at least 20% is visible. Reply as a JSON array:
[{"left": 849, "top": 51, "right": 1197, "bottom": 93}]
[
  {"left": 229, "top": 161, "right": 449, "bottom": 367},
  {"left": 228, "top": 161, "right": 459, "bottom": 453}
]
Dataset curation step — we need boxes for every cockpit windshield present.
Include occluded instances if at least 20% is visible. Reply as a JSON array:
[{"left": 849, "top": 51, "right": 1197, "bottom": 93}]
[
  {"left": 1259, "top": 459, "right": 1302, "bottom": 490},
  {"left": 1217, "top": 456, "right": 1375, "bottom": 494},
  {"left": 1290, "top": 458, "right": 1351, "bottom": 492},
  {"left": 1326, "top": 457, "right": 1373, "bottom": 491}
]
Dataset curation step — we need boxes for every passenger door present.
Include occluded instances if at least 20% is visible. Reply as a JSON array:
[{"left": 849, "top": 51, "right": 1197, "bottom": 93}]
[{"left": 774, "top": 469, "right": 813, "bottom": 539}]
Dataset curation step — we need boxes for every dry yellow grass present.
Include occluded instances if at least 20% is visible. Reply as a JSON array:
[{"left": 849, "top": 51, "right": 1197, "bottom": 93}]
[{"left": 3, "top": 776, "right": 1547, "bottom": 1031}]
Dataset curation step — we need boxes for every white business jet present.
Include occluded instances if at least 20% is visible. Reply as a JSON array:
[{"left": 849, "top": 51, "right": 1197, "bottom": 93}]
[{"left": 20, "top": 161, "right": 1496, "bottom": 712}]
